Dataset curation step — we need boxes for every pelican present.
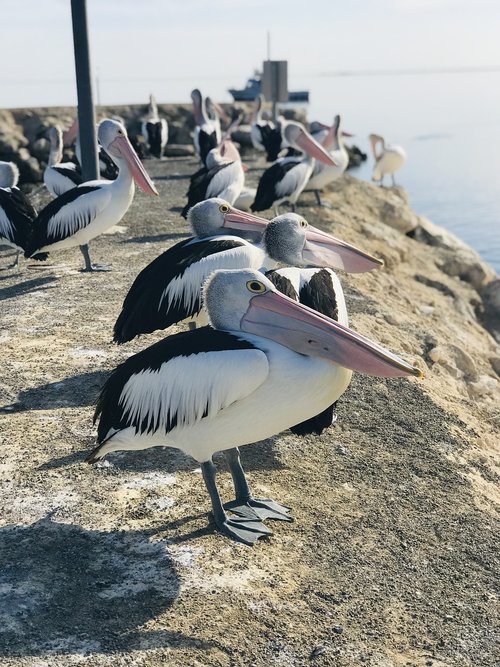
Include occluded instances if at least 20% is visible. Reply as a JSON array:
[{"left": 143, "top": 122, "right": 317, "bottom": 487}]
[
  {"left": 43, "top": 126, "right": 83, "bottom": 196},
  {"left": 369, "top": 133, "right": 406, "bottom": 186},
  {"left": 0, "top": 161, "right": 47, "bottom": 269},
  {"left": 181, "top": 139, "right": 245, "bottom": 218},
  {"left": 305, "top": 115, "right": 352, "bottom": 207},
  {"left": 88, "top": 267, "right": 422, "bottom": 545},
  {"left": 26, "top": 119, "right": 158, "bottom": 272},
  {"left": 266, "top": 266, "right": 346, "bottom": 435},
  {"left": 141, "top": 94, "right": 168, "bottom": 158},
  {"left": 251, "top": 121, "right": 338, "bottom": 214},
  {"left": 250, "top": 94, "right": 281, "bottom": 162},
  {"left": 191, "top": 89, "right": 221, "bottom": 166},
  {"left": 113, "top": 199, "right": 382, "bottom": 344}
]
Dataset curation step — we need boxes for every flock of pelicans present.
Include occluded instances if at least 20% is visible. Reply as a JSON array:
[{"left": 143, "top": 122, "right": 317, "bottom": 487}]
[{"left": 0, "top": 91, "right": 414, "bottom": 545}]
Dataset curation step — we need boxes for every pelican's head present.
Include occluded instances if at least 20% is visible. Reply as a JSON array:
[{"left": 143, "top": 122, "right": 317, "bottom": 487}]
[
  {"left": 263, "top": 213, "right": 383, "bottom": 273},
  {"left": 202, "top": 268, "right": 422, "bottom": 379},
  {"left": 282, "top": 121, "right": 338, "bottom": 167},
  {"left": 0, "top": 161, "right": 20, "bottom": 188},
  {"left": 187, "top": 198, "right": 269, "bottom": 240},
  {"left": 98, "top": 119, "right": 158, "bottom": 195}
]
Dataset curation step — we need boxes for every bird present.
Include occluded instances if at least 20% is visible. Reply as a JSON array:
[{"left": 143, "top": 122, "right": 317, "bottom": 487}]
[
  {"left": 26, "top": 119, "right": 158, "bottom": 272},
  {"left": 113, "top": 199, "right": 383, "bottom": 344},
  {"left": 266, "top": 266, "right": 347, "bottom": 435},
  {"left": 250, "top": 94, "right": 282, "bottom": 162},
  {"left": 141, "top": 94, "right": 168, "bottom": 158},
  {"left": 191, "top": 89, "right": 221, "bottom": 166},
  {"left": 369, "top": 133, "right": 406, "bottom": 186},
  {"left": 0, "top": 161, "right": 46, "bottom": 269},
  {"left": 251, "top": 121, "right": 338, "bottom": 214},
  {"left": 181, "top": 139, "right": 245, "bottom": 218},
  {"left": 87, "top": 267, "right": 422, "bottom": 545},
  {"left": 305, "top": 115, "right": 352, "bottom": 207},
  {"left": 63, "top": 118, "right": 119, "bottom": 181},
  {"left": 43, "top": 125, "right": 83, "bottom": 196}
]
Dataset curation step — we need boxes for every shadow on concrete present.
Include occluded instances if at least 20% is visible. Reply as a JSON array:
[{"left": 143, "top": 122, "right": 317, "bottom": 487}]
[
  {"left": 0, "top": 370, "right": 109, "bottom": 413},
  {"left": 0, "top": 276, "right": 58, "bottom": 301},
  {"left": 0, "top": 515, "right": 213, "bottom": 657}
]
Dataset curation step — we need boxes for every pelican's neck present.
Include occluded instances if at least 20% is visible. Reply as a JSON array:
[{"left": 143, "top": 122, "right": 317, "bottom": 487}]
[
  {"left": 370, "top": 134, "right": 385, "bottom": 160},
  {"left": 48, "top": 137, "right": 63, "bottom": 166},
  {"left": 109, "top": 154, "right": 135, "bottom": 194}
]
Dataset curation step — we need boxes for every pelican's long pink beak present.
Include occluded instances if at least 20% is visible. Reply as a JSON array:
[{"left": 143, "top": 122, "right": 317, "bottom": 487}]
[
  {"left": 295, "top": 129, "right": 338, "bottom": 167},
  {"left": 108, "top": 135, "right": 158, "bottom": 195},
  {"left": 242, "top": 290, "right": 422, "bottom": 378},
  {"left": 302, "top": 225, "right": 384, "bottom": 273},
  {"left": 223, "top": 207, "right": 269, "bottom": 233}
]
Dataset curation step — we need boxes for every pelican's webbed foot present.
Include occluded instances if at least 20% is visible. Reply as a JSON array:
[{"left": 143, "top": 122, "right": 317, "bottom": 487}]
[
  {"left": 214, "top": 513, "right": 273, "bottom": 546},
  {"left": 226, "top": 497, "right": 294, "bottom": 522}
]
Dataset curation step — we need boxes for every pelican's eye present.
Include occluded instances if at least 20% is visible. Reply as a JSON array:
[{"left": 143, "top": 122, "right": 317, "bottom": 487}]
[
  {"left": 219, "top": 203, "right": 230, "bottom": 213},
  {"left": 299, "top": 219, "right": 308, "bottom": 228},
  {"left": 246, "top": 280, "right": 266, "bottom": 294}
]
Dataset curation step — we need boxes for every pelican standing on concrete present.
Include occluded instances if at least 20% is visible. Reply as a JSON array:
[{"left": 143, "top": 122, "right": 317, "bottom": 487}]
[
  {"left": 27, "top": 119, "right": 158, "bottom": 272},
  {"left": 0, "top": 161, "right": 46, "bottom": 268},
  {"left": 305, "top": 115, "right": 352, "bottom": 207},
  {"left": 141, "top": 94, "right": 168, "bottom": 158},
  {"left": 88, "top": 267, "right": 422, "bottom": 545},
  {"left": 113, "top": 199, "right": 382, "bottom": 343},
  {"left": 43, "top": 126, "right": 83, "bottom": 196},
  {"left": 250, "top": 94, "right": 282, "bottom": 162},
  {"left": 191, "top": 89, "right": 221, "bottom": 166},
  {"left": 251, "top": 121, "right": 338, "bottom": 214},
  {"left": 181, "top": 139, "right": 245, "bottom": 218},
  {"left": 370, "top": 133, "right": 406, "bottom": 186}
]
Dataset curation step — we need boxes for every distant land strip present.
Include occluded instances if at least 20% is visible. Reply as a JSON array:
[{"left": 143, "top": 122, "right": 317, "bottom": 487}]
[{"left": 318, "top": 66, "right": 500, "bottom": 77}]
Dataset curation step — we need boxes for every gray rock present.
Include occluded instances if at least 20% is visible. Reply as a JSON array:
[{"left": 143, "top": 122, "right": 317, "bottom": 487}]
[{"left": 0, "top": 110, "right": 28, "bottom": 155}]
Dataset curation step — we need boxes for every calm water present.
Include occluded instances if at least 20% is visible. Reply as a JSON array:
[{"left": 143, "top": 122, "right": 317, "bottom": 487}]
[{"left": 288, "top": 71, "right": 500, "bottom": 274}]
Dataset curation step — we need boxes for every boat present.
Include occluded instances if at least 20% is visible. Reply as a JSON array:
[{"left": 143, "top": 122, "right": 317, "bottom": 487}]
[{"left": 228, "top": 72, "right": 309, "bottom": 103}]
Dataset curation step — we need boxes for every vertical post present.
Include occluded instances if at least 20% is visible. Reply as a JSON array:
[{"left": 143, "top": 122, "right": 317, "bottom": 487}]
[
  {"left": 267, "top": 31, "right": 271, "bottom": 61},
  {"left": 71, "top": 0, "right": 99, "bottom": 182}
]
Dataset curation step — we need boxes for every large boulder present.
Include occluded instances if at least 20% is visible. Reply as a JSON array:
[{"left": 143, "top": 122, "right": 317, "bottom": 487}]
[{"left": 0, "top": 110, "right": 28, "bottom": 155}]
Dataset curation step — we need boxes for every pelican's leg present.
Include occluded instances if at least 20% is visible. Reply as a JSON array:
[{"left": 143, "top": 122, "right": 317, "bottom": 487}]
[
  {"left": 391, "top": 174, "right": 396, "bottom": 187},
  {"left": 223, "top": 448, "right": 293, "bottom": 522},
  {"left": 79, "top": 244, "right": 111, "bottom": 272},
  {"left": 314, "top": 190, "right": 332, "bottom": 208},
  {"left": 6, "top": 250, "right": 20, "bottom": 269},
  {"left": 290, "top": 203, "right": 296, "bottom": 213},
  {"left": 274, "top": 205, "right": 281, "bottom": 216},
  {"left": 201, "top": 459, "right": 272, "bottom": 545}
]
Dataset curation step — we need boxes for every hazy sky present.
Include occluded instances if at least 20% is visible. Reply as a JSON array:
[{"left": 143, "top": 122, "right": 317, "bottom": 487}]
[{"left": 3, "top": 0, "right": 500, "bottom": 114}]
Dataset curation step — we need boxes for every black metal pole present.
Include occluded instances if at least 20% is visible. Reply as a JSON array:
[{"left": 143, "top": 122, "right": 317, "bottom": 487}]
[{"left": 71, "top": 0, "right": 99, "bottom": 182}]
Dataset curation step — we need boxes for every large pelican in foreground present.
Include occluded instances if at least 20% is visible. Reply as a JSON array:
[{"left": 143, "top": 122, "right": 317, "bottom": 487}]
[
  {"left": 87, "top": 268, "right": 422, "bottom": 545},
  {"left": 113, "top": 198, "right": 382, "bottom": 343},
  {"left": 27, "top": 119, "right": 158, "bottom": 271},
  {"left": 369, "top": 133, "right": 406, "bottom": 186}
]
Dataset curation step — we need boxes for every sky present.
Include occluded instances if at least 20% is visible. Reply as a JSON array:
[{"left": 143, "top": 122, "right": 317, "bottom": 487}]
[{"left": 3, "top": 0, "right": 500, "bottom": 115}]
